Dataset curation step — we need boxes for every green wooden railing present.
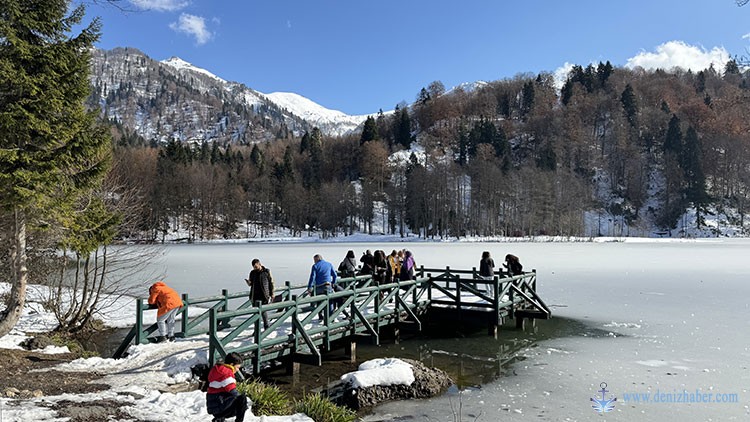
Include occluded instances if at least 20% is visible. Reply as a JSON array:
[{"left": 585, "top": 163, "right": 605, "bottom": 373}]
[{"left": 114, "top": 267, "right": 550, "bottom": 370}]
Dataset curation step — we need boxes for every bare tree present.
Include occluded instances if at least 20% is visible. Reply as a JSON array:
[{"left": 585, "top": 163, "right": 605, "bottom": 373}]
[{"left": 42, "top": 168, "right": 165, "bottom": 334}]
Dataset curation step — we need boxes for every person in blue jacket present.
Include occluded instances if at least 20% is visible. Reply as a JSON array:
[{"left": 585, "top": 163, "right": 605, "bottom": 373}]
[
  {"left": 308, "top": 254, "right": 337, "bottom": 314},
  {"left": 308, "top": 254, "right": 337, "bottom": 295}
]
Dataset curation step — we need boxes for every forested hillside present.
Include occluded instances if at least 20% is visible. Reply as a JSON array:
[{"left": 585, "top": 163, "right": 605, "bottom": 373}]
[{"left": 106, "top": 60, "right": 750, "bottom": 241}]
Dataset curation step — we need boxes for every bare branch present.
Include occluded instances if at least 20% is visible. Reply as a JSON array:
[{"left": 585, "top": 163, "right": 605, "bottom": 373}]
[{"left": 77, "top": 0, "right": 139, "bottom": 13}]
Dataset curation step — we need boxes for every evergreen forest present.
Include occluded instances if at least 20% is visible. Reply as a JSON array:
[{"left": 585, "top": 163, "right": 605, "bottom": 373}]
[{"left": 107, "top": 61, "right": 750, "bottom": 240}]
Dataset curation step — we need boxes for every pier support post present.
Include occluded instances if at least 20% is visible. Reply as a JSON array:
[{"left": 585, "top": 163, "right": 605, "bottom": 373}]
[
  {"left": 345, "top": 341, "right": 356, "bottom": 363},
  {"left": 286, "top": 359, "right": 300, "bottom": 384},
  {"left": 515, "top": 317, "right": 525, "bottom": 330},
  {"left": 488, "top": 324, "right": 498, "bottom": 338}
]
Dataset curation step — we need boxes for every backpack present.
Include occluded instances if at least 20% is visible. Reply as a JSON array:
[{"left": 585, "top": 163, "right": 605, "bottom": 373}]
[
  {"left": 339, "top": 260, "right": 354, "bottom": 277},
  {"left": 191, "top": 363, "right": 211, "bottom": 392},
  {"left": 511, "top": 261, "right": 523, "bottom": 275}
]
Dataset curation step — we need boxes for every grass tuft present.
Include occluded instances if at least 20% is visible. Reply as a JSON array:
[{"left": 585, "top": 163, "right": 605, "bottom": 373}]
[
  {"left": 236, "top": 379, "right": 292, "bottom": 416},
  {"left": 293, "top": 393, "right": 357, "bottom": 422}
]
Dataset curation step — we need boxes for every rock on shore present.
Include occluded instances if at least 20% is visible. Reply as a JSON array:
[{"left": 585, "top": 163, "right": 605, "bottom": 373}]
[{"left": 340, "top": 358, "right": 453, "bottom": 410}]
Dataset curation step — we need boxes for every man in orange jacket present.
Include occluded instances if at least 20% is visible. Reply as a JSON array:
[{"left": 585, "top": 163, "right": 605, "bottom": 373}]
[{"left": 148, "top": 281, "right": 183, "bottom": 342}]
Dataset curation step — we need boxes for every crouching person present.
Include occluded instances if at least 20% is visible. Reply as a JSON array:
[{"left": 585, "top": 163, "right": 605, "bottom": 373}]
[{"left": 206, "top": 352, "right": 249, "bottom": 422}]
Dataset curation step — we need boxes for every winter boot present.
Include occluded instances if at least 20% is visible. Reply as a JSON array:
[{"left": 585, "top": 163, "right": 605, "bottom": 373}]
[
  {"left": 154, "top": 336, "right": 167, "bottom": 343},
  {"left": 167, "top": 336, "right": 176, "bottom": 342}
]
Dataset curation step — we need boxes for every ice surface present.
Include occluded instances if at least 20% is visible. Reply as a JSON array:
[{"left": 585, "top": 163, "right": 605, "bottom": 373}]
[
  {"left": 3, "top": 239, "right": 750, "bottom": 420},
  {"left": 361, "top": 239, "right": 750, "bottom": 421}
]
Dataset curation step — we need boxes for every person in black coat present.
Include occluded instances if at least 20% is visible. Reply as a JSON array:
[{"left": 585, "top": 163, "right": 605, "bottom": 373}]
[
  {"left": 359, "top": 249, "right": 374, "bottom": 275},
  {"left": 373, "top": 250, "right": 388, "bottom": 284},
  {"left": 479, "top": 251, "right": 495, "bottom": 296},
  {"left": 245, "top": 258, "right": 274, "bottom": 329},
  {"left": 504, "top": 254, "right": 523, "bottom": 276}
]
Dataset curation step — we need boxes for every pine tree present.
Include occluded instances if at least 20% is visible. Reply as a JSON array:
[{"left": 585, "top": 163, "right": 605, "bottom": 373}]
[
  {"left": 299, "top": 131, "right": 311, "bottom": 154},
  {"left": 520, "top": 81, "right": 535, "bottom": 119},
  {"left": 663, "top": 115, "right": 682, "bottom": 154},
  {"left": 0, "top": 0, "right": 110, "bottom": 336},
  {"left": 695, "top": 71, "right": 706, "bottom": 93},
  {"left": 456, "top": 122, "right": 469, "bottom": 166},
  {"left": 620, "top": 84, "right": 638, "bottom": 128},
  {"left": 250, "top": 144, "right": 264, "bottom": 173},
  {"left": 305, "top": 127, "right": 323, "bottom": 189},
  {"left": 724, "top": 59, "right": 740, "bottom": 76},
  {"left": 560, "top": 79, "right": 574, "bottom": 106},
  {"left": 659, "top": 115, "right": 685, "bottom": 229},
  {"left": 681, "top": 126, "right": 708, "bottom": 224},
  {"left": 360, "top": 116, "right": 378, "bottom": 144},
  {"left": 536, "top": 141, "right": 557, "bottom": 171},
  {"left": 597, "top": 61, "right": 613, "bottom": 87},
  {"left": 394, "top": 107, "right": 412, "bottom": 149},
  {"left": 417, "top": 87, "right": 431, "bottom": 105}
]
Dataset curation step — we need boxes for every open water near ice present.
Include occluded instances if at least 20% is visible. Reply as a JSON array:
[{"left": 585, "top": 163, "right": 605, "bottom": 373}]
[{"left": 116, "top": 239, "right": 750, "bottom": 421}]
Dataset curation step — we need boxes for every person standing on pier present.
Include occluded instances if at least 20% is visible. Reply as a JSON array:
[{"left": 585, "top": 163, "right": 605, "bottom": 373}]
[
  {"left": 245, "top": 258, "right": 274, "bottom": 330},
  {"left": 148, "top": 281, "right": 183, "bottom": 343},
  {"left": 401, "top": 250, "right": 416, "bottom": 281},
  {"left": 504, "top": 253, "right": 524, "bottom": 276},
  {"left": 479, "top": 251, "right": 495, "bottom": 296},
  {"left": 359, "top": 249, "right": 374, "bottom": 275},
  {"left": 387, "top": 250, "right": 401, "bottom": 282},
  {"left": 338, "top": 250, "right": 358, "bottom": 278},
  {"left": 373, "top": 250, "right": 388, "bottom": 284},
  {"left": 308, "top": 254, "right": 337, "bottom": 309}
]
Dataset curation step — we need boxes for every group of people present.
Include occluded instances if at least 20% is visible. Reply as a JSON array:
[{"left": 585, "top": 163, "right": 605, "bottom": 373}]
[
  {"left": 478, "top": 252, "right": 524, "bottom": 279},
  {"left": 306, "top": 249, "right": 417, "bottom": 317},
  {"left": 342, "top": 248, "right": 417, "bottom": 283},
  {"left": 148, "top": 249, "right": 520, "bottom": 343},
  {"left": 146, "top": 249, "right": 522, "bottom": 422}
]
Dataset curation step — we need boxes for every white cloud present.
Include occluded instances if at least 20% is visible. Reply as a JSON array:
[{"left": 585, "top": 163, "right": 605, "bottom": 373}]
[
  {"left": 169, "top": 13, "right": 213, "bottom": 45},
  {"left": 625, "top": 40, "right": 729, "bottom": 72},
  {"left": 129, "top": 0, "right": 188, "bottom": 12},
  {"left": 553, "top": 62, "right": 575, "bottom": 91}
]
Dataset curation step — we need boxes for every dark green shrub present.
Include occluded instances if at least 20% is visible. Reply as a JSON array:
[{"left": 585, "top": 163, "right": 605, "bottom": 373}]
[
  {"left": 236, "top": 379, "right": 292, "bottom": 416},
  {"left": 293, "top": 393, "right": 356, "bottom": 422}
]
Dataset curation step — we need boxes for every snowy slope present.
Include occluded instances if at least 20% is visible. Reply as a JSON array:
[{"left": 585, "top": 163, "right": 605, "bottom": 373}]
[
  {"left": 161, "top": 56, "right": 226, "bottom": 83},
  {"left": 160, "top": 56, "right": 371, "bottom": 136},
  {"left": 264, "top": 91, "right": 372, "bottom": 136}
]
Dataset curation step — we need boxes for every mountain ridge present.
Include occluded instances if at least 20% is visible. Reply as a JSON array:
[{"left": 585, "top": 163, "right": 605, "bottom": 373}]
[{"left": 89, "top": 47, "right": 370, "bottom": 143}]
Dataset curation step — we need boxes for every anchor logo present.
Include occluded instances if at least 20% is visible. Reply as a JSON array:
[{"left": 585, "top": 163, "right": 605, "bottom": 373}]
[{"left": 590, "top": 382, "right": 617, "bottom": 413}]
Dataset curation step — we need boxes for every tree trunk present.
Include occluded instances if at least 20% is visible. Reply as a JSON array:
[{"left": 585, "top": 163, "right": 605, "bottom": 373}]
[{"left": 0, "top": 208, "right": 28, "bottom": 337}]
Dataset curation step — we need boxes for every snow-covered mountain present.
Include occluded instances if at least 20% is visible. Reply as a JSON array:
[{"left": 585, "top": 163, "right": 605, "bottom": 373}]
[
  {"left": 161, "top": 56, "right": 227, "bottom": 83},
  {"left": 158, "top": 57, "right": 371, "bottom": 136},
  {"left": 88, "top": 48, "right": 372, "bottom": 144},
  {"left": 263, "top": 92, "right": 371, "bottom": 137}
]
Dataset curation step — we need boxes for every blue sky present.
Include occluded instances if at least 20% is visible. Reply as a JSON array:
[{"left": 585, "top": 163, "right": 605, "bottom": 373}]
[{"left": 86, "top": 0, "right": 750, "bottom": 115}]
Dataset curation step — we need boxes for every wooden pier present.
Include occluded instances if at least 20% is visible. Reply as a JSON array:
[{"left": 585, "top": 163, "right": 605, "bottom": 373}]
[{"left": 114, "top": 267, "right": 551, "bottom": 373}]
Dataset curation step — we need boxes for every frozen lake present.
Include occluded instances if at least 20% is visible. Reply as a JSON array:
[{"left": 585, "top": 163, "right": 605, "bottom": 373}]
[{"left": 120, "top": 239, "right": 750, "bottom": 420}]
